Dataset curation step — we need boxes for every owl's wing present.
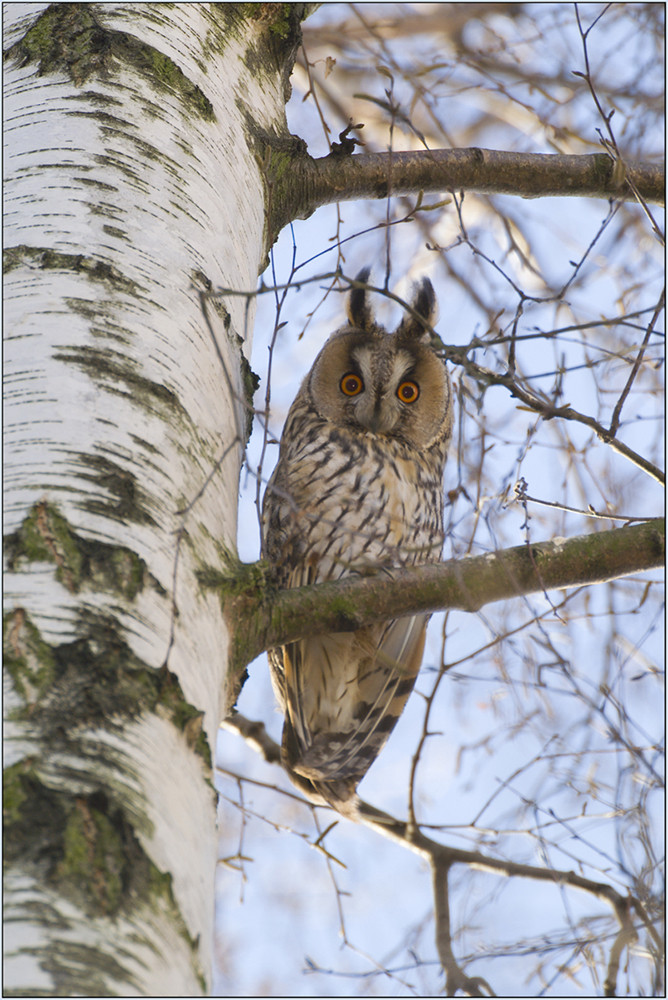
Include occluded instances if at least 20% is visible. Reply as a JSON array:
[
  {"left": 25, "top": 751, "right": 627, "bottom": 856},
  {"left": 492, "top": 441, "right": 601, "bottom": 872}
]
[
  {"left": 334, "top": 613, "right": 427, "bottom": 779},
  {"left": 280, "top": 612, "right": 427, "bottom": 785}
]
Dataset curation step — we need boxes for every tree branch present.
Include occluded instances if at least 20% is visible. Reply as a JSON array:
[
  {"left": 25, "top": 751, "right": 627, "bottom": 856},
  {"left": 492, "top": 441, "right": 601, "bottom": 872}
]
[
  {"left": 270, "top": 147, "right": 664, "bottom": 235},
  {"left": 220, "top": 519, "right": 664, "bottom": 671},
  {"left": 222, "top": 713, "right": 654, "bottom": 997},
  {"left": 355, "top": 798, "right": 641, "bottom": 999},
  {"left": 432, "top": 860, "right": 496, "bottom": 997}
]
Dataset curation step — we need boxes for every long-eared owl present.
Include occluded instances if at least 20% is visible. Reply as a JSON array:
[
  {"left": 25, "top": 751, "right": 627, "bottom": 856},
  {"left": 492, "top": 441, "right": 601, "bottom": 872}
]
[{"left": 261, "top": 270, "right": 452, "bottom": 814}]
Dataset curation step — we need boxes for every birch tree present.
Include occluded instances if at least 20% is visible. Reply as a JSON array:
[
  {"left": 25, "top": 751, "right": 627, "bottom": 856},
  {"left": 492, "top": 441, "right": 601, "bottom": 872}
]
[
  {"left": 4, "top": 2, "right": 663, "bottom": 997},
  {"left": 4, "top": 3, "right": 308, "bottom": 994}
]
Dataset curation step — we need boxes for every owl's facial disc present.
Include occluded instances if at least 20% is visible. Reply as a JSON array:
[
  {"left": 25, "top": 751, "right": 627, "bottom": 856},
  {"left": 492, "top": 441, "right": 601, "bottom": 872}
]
[
  {"left": 345, "top": 344, "right": 415, "bottom": 435},
  {"left": 308, "top": 326, "right": 450, "bottom": 450}
]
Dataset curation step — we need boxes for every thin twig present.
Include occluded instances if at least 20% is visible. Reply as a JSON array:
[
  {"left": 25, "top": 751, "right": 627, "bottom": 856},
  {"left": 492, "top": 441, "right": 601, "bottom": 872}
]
[{"left": 609, "top": 289, "right": 665, "bottom": 436}]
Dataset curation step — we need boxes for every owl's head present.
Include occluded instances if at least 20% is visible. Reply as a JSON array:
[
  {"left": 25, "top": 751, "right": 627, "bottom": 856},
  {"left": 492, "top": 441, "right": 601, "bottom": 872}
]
[{"left": 306, "top": 269, "right": 452, "bottom": 450}]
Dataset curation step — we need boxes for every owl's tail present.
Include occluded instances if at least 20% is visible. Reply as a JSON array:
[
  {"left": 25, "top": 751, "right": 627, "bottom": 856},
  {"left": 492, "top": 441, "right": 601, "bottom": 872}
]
[
  {"left": 285, "top": 767, "right": 362, "bottom": 818},
  {"left": 281, "top": 721, "right": 363, "bottom": 817}
]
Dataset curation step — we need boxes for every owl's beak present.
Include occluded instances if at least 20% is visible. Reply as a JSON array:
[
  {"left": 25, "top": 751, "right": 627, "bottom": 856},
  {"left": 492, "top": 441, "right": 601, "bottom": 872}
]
[{"left": 356, "top": 393, "right": 396, "bottom": 434}]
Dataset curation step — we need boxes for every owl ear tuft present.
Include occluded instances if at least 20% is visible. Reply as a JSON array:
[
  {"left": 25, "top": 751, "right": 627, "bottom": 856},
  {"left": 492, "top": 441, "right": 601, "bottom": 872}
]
[
  {"left": 347, "top": 268, "right": 374, "bottom": 330},
  {"left": 395, "top": 278, "right": 437, "bottom": 341}
]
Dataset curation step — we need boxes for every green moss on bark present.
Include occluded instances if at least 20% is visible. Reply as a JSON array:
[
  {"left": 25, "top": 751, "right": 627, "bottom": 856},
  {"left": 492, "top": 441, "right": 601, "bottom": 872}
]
[
  {"left": 3, "top": 247, "right": 140, "bottom": 295},
  {"left": 59, "top": 796, "right": 126, "bottom": 914},
  {"left": 4, "top": 765, "right": 202, "bottom": 932},
  {"left": 196, "top": 554, "right": 274, "bottom": 697},
  {"left": 197, "top": 550, "right": 272, "bottom": 601},
  {"left": 3, "top": 605, "right": 211, "bottom": 768},
  {"left": 5, "top": 499, "right": 155, "bottom": 594},
  {"left": 4, "top": 501, "right": 210, "bottom": 762},
  {"left": 4, "top": 609, "right": 58, "bottom": 704},
  {"left": 241, "top": 123, "right": 313, "bottom": 251},
  {"left": 4, "top": 3, "right": 215, "bottom": 119}
]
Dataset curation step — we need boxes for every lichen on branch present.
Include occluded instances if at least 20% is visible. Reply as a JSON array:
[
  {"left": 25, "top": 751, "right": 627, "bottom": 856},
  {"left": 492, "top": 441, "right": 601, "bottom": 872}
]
[{"left": 212, "top": 519, "right": 665, "bottom": 672}]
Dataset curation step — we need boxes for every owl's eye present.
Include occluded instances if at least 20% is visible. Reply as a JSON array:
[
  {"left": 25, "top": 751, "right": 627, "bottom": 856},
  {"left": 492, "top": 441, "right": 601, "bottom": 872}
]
[
  {"left": 397, "top": 380, "right": 420, "bottom": 403},
  {"left": 340, "top": 373, "right": 364, "bottom": 396}
]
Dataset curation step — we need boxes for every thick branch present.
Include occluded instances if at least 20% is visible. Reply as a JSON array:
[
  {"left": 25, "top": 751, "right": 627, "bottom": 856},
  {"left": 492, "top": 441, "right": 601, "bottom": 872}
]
[
  {"left": 271, "top": 148, "right": 664, "bottom": 234},
  {"left": 224, "top": 519, "right": 664, "bottom": 670}
]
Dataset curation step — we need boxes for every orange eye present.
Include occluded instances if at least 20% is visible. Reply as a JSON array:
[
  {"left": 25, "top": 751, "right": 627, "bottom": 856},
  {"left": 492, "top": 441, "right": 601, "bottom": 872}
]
[
  {"left": 340, "top": 373, "right": 364, "bottom": 396},
  {"left": 397, "top": 380, "right": 419, "bottom": 403}
]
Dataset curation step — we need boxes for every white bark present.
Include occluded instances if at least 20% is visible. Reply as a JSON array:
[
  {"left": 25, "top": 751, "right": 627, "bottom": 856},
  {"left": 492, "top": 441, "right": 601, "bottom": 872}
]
[{"left": 3, "top": 3, "right": 294, "bottom": 993}]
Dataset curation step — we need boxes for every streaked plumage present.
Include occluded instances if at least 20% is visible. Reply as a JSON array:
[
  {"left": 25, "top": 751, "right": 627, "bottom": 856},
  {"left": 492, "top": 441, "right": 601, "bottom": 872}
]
[{"left": 261, "top": 270, "right": 452, "bottom": 812}]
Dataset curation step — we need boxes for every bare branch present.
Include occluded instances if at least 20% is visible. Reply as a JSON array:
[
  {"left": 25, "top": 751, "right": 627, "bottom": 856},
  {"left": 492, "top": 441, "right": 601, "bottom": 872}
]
[
  {"left": 432, "top": 860, "right": 497, "bottom": 997},
  {"left": 356, "top": 799, "right": 641, "bottom": 999},
  {"left": 609, "top": 288, "right": 665, "bottom": 436},
  {"left": 270, "top": 147, "right": 664, "bottom": 235},
  {"left": 221, "top": 714, "right": 281, "bottom": 765},
  {"left": 446, "top": 347, "right": 666, "bottom": 486},
  {"left": 224, "top": 713, "right": 651, "bottom": 997}
]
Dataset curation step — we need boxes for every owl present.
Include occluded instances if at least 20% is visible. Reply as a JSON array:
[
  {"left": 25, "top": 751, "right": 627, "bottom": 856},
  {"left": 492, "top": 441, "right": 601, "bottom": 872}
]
[{"left": 261, "top": 269, "right": 452, "bottom": 814}]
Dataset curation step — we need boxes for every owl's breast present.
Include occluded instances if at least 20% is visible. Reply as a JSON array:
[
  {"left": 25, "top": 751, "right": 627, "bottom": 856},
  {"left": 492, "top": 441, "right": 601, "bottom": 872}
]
[{"left": 263, "top": 414, "right": 444, "bottom": 586}]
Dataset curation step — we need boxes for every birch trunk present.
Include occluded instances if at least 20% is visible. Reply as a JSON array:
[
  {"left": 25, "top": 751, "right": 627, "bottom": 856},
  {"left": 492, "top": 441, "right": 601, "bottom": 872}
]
[{"left": 3, "top": 3, "right": 302, "bottom": 994}]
